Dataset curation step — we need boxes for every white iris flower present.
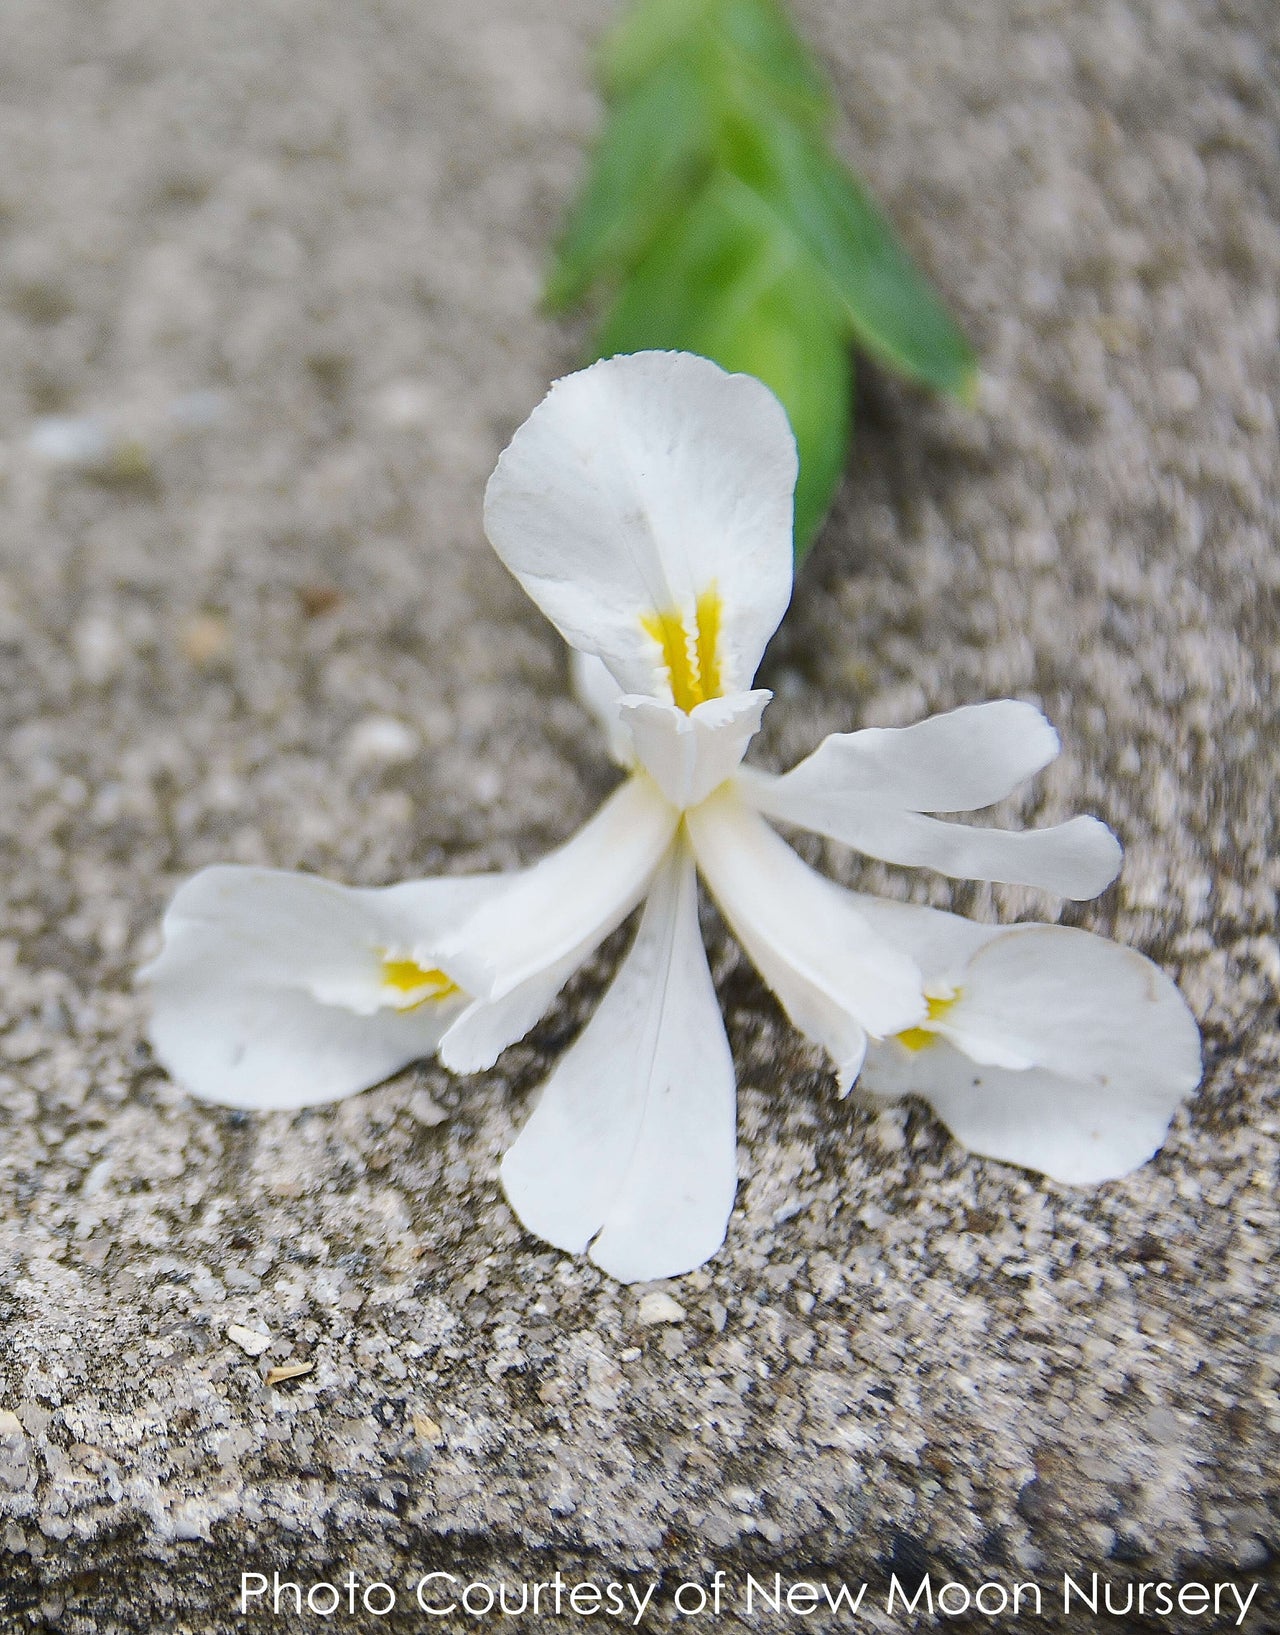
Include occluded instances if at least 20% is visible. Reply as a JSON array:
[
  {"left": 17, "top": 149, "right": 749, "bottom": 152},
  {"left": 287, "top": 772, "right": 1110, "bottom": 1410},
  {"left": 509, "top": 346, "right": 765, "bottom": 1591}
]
[{"left": 145, "top": 352, "right": 1201, "bottom": 1282}]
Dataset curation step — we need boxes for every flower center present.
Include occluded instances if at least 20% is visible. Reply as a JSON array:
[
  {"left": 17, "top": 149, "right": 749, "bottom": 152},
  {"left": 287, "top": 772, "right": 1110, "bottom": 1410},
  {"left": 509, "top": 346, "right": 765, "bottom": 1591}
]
[
  {"left": 379, "top": 955, "right": 460, "bottom": 1011},
  {"left": 641, "top": 587, "right": 723, "bottom": 713},
  {"left": 896, "top": 990, "right": 960, "bottom": 1053}
]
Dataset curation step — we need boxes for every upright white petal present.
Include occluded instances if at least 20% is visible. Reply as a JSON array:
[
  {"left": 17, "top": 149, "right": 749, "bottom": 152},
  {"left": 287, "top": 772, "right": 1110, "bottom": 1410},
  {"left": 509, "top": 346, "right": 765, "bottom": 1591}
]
[
  {"left": 484, "top": 351, "right": 796, "bottom": 699},
  {"left": 742, "top": 700, "right": 1122, "bottom": 899},
  {"left": 436, "top": 774, "right": 678, "bottom": 1002},
  {"left": 854, "top": 906, "right": 1202, "bottom": 1183},
  {"left": 686, "top": 787, "right": 924, "bottom": 1089},
  {"left": 619, "top": 689, "right": 770, "bottom": 809},
  {"left": 144, "top": 866, "right": 497, "bottom": 1109},
  {"left": 500, "top": 841, "right": 737, "bottom": 1282}
]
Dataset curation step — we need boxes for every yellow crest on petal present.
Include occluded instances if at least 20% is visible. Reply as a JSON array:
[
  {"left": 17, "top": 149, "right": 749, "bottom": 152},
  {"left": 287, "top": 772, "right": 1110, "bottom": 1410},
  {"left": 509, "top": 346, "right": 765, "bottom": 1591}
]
[
  {"left": 380, "top": 956, "right": 460, "bottom": 1011},
  {"left": 641, "top": 587, "right": 723, "bottom": 713},
  {"left": 896, "top": 990, "right": 960, "bottom": 1053}
]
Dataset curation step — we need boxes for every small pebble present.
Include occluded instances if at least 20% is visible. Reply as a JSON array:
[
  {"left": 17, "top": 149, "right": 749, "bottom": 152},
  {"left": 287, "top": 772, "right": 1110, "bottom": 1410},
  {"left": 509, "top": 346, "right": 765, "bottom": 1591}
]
[
  {"left": 346, "top": 716, "right": 420, "bottom": 766},
  {"left": 226, "top": 1324, "right": 273, "bottom": 1358},
  {"left": 636, "top": 1291, "right": 685, "bottom": 1326},
  {"left": 27, "top": 415, "right": 111, "bottom": 467}
]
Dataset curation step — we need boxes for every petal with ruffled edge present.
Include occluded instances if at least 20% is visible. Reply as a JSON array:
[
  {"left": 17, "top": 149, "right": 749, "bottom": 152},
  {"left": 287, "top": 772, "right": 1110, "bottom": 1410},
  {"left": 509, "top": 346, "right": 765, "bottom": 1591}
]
[
  {"left": 484, "top": 351, "right": 796, "bottom": 702},
  {"left": 740, "top": 701, "right": 1122, "bottom": 898},
  {"left": 619, "top": 690, "right": 770, "bottom": 810},
  {"left": 143, "top": 866, "right": 499, "bottom": 1110},
  {"left": 500, "top": 839, "right": 737, "bottom": 1282},
  {"left": 436, "top": 773, "right": 679, "bottom": 1004},
  {"left": 686, "top": 786, "right": 924, "bottom": 1090},
  {"left": 852, "top": 899, "right": 1202, "bottom": 1183}
]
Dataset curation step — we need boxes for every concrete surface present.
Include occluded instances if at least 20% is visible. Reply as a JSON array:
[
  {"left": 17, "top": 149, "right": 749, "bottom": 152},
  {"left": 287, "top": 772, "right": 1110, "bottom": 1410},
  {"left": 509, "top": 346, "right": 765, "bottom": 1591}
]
[{"left": 0, "top": 0, "right": 1276, "bottom": 1629}]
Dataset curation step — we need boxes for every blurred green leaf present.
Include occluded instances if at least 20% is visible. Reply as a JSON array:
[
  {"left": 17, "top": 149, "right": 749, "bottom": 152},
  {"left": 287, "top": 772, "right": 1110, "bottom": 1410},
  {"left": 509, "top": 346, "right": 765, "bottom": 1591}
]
[
  {"left": 547, "top": 63, "right": 713, "bottom": 311},
  {"left": 724, "top": 112, "right": 976, "bottom": 399},
  {"left": 709, "top": 0, "right": 833, "bottom": 132},
  {"left": 601, "top": 0, "right": 716, "bottom": 95},
  {"left": 604, "top": 0, "right": 831, "bottom": 132},
  {"left": 557, "top": 0, "right": 976, "bottom": 555}
]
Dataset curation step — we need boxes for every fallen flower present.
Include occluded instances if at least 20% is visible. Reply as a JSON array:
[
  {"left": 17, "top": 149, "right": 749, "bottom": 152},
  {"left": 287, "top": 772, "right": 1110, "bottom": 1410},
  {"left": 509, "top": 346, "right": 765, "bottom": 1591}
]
[{"left": 144, "top": 351, "right": 1201, "bottom": 1282}]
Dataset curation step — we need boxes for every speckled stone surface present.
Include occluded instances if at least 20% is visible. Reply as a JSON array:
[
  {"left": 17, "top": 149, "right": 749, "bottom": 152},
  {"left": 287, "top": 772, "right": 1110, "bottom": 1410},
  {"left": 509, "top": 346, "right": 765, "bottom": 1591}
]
[{"left": 0, "top": 0, "right": 1277, "bottom": 1630}]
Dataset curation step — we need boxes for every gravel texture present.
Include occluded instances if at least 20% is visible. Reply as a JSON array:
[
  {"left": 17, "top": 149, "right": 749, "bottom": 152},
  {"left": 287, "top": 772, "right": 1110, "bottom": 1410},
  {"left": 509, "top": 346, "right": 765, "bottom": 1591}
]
[{"left": 0, "top": 0, "right": 1277, "bottom": 1630}]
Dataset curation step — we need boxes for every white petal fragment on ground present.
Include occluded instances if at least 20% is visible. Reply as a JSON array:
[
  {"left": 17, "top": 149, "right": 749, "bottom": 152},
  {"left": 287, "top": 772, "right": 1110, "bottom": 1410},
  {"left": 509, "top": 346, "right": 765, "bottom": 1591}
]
[
  {"left": 483, "top": 351, "right": 796, "bottom": 698},
  {"left": 436, "top": 774, "right": 678, "bottom": 1003},
  {"left": 143, "top": 866, "right": 496, "bottom": 1109},
  {"left": 500, "top": 842, "right": 738, "bottom": 1283},
  {"left": 858, "top": 920, "right": 1202, "bottom": 1183},
  {"left": 686, "top": 787, "right": 924, "bottom": 1088},
  {"left": 619, "top": 689, "right": 770, "bottom": 809}
]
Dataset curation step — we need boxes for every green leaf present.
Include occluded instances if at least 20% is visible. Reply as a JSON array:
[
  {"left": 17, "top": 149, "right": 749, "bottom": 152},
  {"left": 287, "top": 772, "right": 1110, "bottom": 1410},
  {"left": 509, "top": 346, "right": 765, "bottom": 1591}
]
[
  {"left": 599, "top": 177, "right": 851, "bottom": 551},
  {"left": 723, "top": 111, "right": 977, "bottom": 399},
  {"left": 710, "top": 0, "right": 833, "bottom": 133},
  {"left": 603, "top": 0, "right": 831, "bottom": 133},
  {"left": 546, "top": 62, "right": 713, "bottom": 311},
  {"left": 600, "top": 0, "right": 716, "bottom": 96},
  {"left": 556, "top": 0, "right": 978, "bottom": 557}
]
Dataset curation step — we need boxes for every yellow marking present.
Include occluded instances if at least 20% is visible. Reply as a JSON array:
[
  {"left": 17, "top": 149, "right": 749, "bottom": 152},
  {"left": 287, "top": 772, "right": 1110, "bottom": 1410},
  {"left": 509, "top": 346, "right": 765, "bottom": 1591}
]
[
  {"left": 380, "top": 956, "right": 459, "bottom": 1010},
  {"left": 640, "top": 587, "right": 724, "bottom": 713},
  {"left": 896, "top": 991, "right": 959, "bottom": 1053}
]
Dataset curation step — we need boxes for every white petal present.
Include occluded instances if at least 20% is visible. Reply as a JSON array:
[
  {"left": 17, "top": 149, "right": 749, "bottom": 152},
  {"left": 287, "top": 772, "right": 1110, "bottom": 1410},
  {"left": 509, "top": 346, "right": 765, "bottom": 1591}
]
[
  {"left": 858, "top": 921, "right": 1202, "bottom": 1183},
  {"left": 438, "top": 951, "right": 582, "bottom": 1075},
  {"left": 743, "top": 769, "right": 1122, "bottom": 898},
  {"left": 144, "top": 866, "right": 493, "bottom": 1109},
  {"left": 686, "top": 787, "right": 923, "bottom": 1088},
  {"left": 619, "top": 689, "right": 770, "bottom": 809},
  {"left": 500, "top": 842, "right": 737, "bottom": 1282},
  {"left": 484, "top": 351, "right": 796, "bottom": 698},
  {"left": 742, "top": 700, "right": 1122, "bottom": 897},
  {"left": 436, "top": 774, "right": 678, "bottom": 1001},
  {"left": 759, "top": 702, "right": 1063, "bottom": 813},
  {"left": 848, "top": 894, "right": 1005, "bottom": 987},
  {"left": 570, "top": 650, "right": 633, "bottom": 767},
  {"left": 934, "top": 925, "right": 1202, "bottom": 1093}
]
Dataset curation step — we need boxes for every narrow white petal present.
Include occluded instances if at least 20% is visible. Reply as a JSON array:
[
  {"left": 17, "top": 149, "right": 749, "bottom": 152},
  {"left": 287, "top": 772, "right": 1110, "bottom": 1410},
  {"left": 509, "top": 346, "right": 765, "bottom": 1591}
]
[
  {"left": 619, "top": 689, "right": 770, "bottom": 809},
  {"left": 570, "top": 650, "right": 633, "bottom": 767},
  {"left": 484, "top": 352, "right": 796, "bottom": 697},
  {"left": 500, "top": 842, "right": 737, "bottom": 1282},
  {"left": 744, "top": 770, "right": 1122, "bottom": 898},
  {"left": 743, "top": 699, "right": 1121, "bottom": 897},
  {"left": 436, "top": 774, "right": 678, "bottom": 1001},
  {"left": 759, "top": 702, "right": 1062, "bottom": 814},
  {"left": 858, "top": 920, "right": 1202, "bottom": 1183},
  {"left": 438, "top": 952, "right": 582, "bottom": 1074},
  {"left": 686, "top": 788, "right": 923, "bottom": 1088},
  {"left": 144, "top": 866, "right": 491, "bottom": 1109}
]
